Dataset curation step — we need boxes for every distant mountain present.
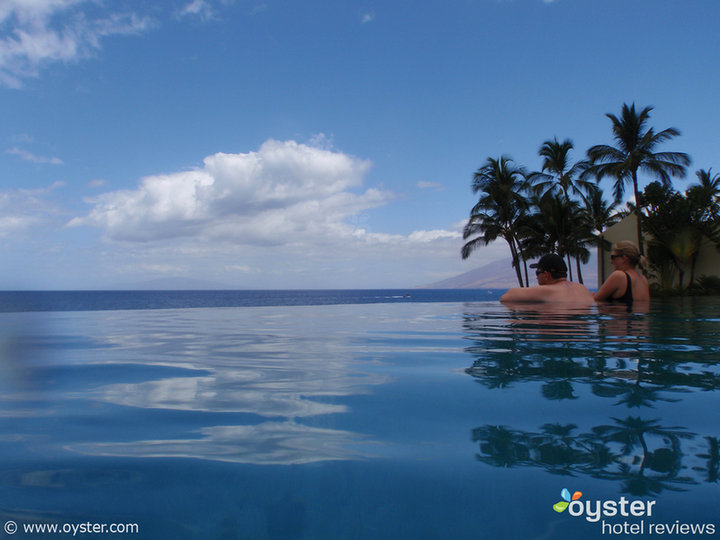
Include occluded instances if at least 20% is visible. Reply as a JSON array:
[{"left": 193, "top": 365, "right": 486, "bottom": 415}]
[
  {"left": 422, "top": 256, "right": 598, "bottom": 289},
  {"left": 421, "top": 258, "right": 520, "bottom": 289}
]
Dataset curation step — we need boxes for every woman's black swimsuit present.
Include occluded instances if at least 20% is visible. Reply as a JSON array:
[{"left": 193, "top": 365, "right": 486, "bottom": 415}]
[{"left": 611, "top": 272, "right": 633, "bottom": 305}]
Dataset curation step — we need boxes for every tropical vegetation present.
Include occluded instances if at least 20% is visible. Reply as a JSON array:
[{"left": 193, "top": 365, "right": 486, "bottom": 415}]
[{"left": 462, "top": 102, "right": 720, "bottom": 295}]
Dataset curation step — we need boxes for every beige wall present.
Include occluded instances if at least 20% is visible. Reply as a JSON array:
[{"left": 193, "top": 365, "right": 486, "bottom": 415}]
[
  {"left": 597, "top": 214, "right": 720, "bottom": 288},
  {"left": 694, "top": 235, "right": 720, "bottom": 279}
]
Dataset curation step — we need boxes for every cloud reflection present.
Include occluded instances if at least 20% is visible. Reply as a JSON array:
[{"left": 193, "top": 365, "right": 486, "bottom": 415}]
[
  {"left": 95, "top": 375, "right": 353, "bottom": 418},
  {"left": 70, "top": 421, "right": 372, "bottom": 465},
  {"left": 43, "top": 306, "right": 401, "bottom": 464}
]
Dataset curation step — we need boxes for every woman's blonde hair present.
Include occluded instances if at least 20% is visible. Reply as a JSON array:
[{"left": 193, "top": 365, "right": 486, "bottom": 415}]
[{"left": 613, "top": 241, "right": 647, "bottom": 270}]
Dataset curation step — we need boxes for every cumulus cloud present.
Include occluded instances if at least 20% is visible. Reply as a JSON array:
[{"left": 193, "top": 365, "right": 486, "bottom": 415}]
[
  {"left": 70, "top": 139, "right": 464, "bottom": 258},
  {"left": 70, "top": 140, "right": 385, "bottom": 244},
  {"left": 0, "top": 0, "right": 152, "bottom": 88}
]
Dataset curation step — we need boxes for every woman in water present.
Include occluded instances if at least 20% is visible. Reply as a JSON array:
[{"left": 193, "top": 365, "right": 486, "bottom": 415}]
[{"left": 594, "top": 241, "right": 650, "bottom": 304}]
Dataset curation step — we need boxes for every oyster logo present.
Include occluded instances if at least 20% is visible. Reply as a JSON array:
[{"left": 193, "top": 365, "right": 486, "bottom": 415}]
[
  {"left": 553, "top": 488, "right": 582, "bottom": 513},
  {"left": 549, "top": 488, "right": 716, "bottom": 536}
]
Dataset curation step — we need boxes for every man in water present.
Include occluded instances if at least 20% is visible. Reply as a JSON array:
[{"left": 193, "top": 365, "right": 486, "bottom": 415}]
[{"left": 500, "top": 254, "right": 593, "bottom": 304}]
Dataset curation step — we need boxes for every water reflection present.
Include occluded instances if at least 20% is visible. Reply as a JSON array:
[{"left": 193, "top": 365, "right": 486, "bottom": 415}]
[
  {"left": 71, "top": 421, "right": 368, "bottom": 465},
  {"left": 464, "top": 299, "right": 720, "bottom": 495},
  {"left": 0, "top": 307, "right": 393, "bottom": 465}
]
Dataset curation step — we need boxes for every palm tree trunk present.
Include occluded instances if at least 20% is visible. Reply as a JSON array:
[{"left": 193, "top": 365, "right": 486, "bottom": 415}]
[
  {"left": 515, "top": 239, "right": 530, "bottom": 287},
  {"left": 508, "top": 237, "right": 524, "bottom": 287},
  {"left": 575, "top": 257, "right": 584, "bottom": 284},
  {"left": 632, "top": 171, "right": 644, "bottom": 255}
]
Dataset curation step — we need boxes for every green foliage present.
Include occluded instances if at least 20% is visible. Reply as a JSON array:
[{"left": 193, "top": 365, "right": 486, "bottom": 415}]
[{"left": 640, "top": 181, "right": 719, "bottom": 291}]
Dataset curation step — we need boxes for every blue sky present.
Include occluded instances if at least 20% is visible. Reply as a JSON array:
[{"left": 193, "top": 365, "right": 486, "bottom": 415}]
[{"left": 1, "top": 0, "right": 718, "bottom": 289}]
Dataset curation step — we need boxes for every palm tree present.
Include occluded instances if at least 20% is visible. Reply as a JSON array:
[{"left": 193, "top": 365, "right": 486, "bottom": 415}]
[
  {"left": 565, "top": 209, "right": 593, "bottom": 284},
  {"left": 585, "top": 103, "right": 691, "bottom": 254},
  {"left": 583, "top": 187, "right": 621, "bottom": 237},
  {"left": 520, "top": 193, "right": 574, "bottom": 276},
  {"left": 530, "top": 138, "right": 595, "bottom": 202},
  {"left": 517, "top": 192, "right": 592, "bottom": 283},
  {"left": 689, "top": 168, "right": 720, "bottom": 222},
  {"left": 528, "top": 138, "right": 596, "bottom": 279},
  {"left": 462, "top": 156, "right": 530, "bottom": 286}
]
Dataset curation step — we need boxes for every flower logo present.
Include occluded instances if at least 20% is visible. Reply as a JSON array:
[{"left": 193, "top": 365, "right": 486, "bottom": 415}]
[{"left": 553, "top": 488, "right": 582, "bottom": 512}]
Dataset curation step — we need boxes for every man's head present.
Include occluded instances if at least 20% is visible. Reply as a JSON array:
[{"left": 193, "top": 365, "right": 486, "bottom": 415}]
[{"left": 530, "top": 254, "right": 568, "bottom": 281}]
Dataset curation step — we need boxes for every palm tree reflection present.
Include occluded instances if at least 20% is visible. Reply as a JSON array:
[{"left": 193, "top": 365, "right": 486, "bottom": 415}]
[
  {"left": 464, "top": 301, "right": 720, "bottom": 494},
  {"left": 472, "top": 419, "right": 698, "bottom": 496}
]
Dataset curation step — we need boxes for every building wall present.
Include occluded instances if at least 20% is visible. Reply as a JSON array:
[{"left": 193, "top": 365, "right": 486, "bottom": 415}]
[
  {"left": 597, "top": 214, "right": 720, "bottom": 288},
  {"left": 693, "top": 236, "right": 720, "bottom": 279}
]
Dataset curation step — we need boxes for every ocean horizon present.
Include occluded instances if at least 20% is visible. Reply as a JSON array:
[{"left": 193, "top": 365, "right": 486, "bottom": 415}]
[{"left": 0, "top": 289, "right": 503, "bottom": 313}]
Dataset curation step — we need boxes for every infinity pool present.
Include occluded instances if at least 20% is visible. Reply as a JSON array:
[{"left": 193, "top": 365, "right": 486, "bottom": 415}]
[{"left": 0, "top": 297, "right": 718, "bottom": 538}]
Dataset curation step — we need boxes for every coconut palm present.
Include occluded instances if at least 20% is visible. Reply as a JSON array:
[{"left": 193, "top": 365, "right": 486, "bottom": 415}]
[
  {"left": 585, "top": 103, "right": 691, "bottom": 254},
  {"left": 517, "top": 192, "right": 592, "bottom": 283},
  {"left": 462, "top": 156, "right": 530, "bottom": 286},
  {"left": 688, "top": 168, "right": 720, "bottom": 222},
  {"left": 529, "top": 138, "right": 595, "bottom": 202},
  {"left": 582, "top": 187, "right": 621, "bottom": 241},
  {"left": 520, "top": 193, "right": 574, "bottom": 274},
  {"left": 527, "top": 138, "right": 596, "bottom": 279},
  {"left": 565, "top": 211, "right": 593, "bottom": 284}
]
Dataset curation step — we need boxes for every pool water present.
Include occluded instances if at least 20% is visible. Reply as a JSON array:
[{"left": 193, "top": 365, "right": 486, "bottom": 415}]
[{"left": 0, "top": 297, "right": 718, "bottom": 538}]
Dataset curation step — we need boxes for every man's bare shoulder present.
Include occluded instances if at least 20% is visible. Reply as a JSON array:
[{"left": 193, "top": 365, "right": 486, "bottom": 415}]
[
  {"left": 500, "top": 281, "right": 593, "bottom": 304},
  {"left": 499, "top": 286, "right": 547, "bottom": 303}
]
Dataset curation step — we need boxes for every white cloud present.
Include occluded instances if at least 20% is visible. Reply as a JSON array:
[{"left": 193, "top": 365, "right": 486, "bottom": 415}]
[
  {"left": 0, "top": 214, "right": 39, "bottom": 237},
  {"left": 417, "top": 181, "right": 445, "bottom": 191},
  {"left": 178, "top": 0, "right": 215, "bottom": 21},
  {"left": 0, "top": 182, "right": 65, "bottom": 238},
  {"left": 6, "top": 146, "right": 63, "bottom": 164},
  {"left": 306, "top": 132, "right": 334, "bottom": 151},
  {"left": 70, "top": 139, "right": 385, "bottom": 245},
  {"left": 361, "top": 12, "right": 375, "bottom": 24},
  {"left": 0, "top": 0, "right": 152, "bottom": 88},
  {"left": 408, "top": 229, "right": 460, "bottom": 243}
]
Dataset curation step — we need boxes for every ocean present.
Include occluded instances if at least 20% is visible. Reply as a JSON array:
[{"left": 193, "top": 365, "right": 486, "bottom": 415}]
[
  {"left": 0, "top": 289, "right": 501, "bottom": 312},
  {"left": 0, "top": 290, "right": 718, "bottom": 539}
]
